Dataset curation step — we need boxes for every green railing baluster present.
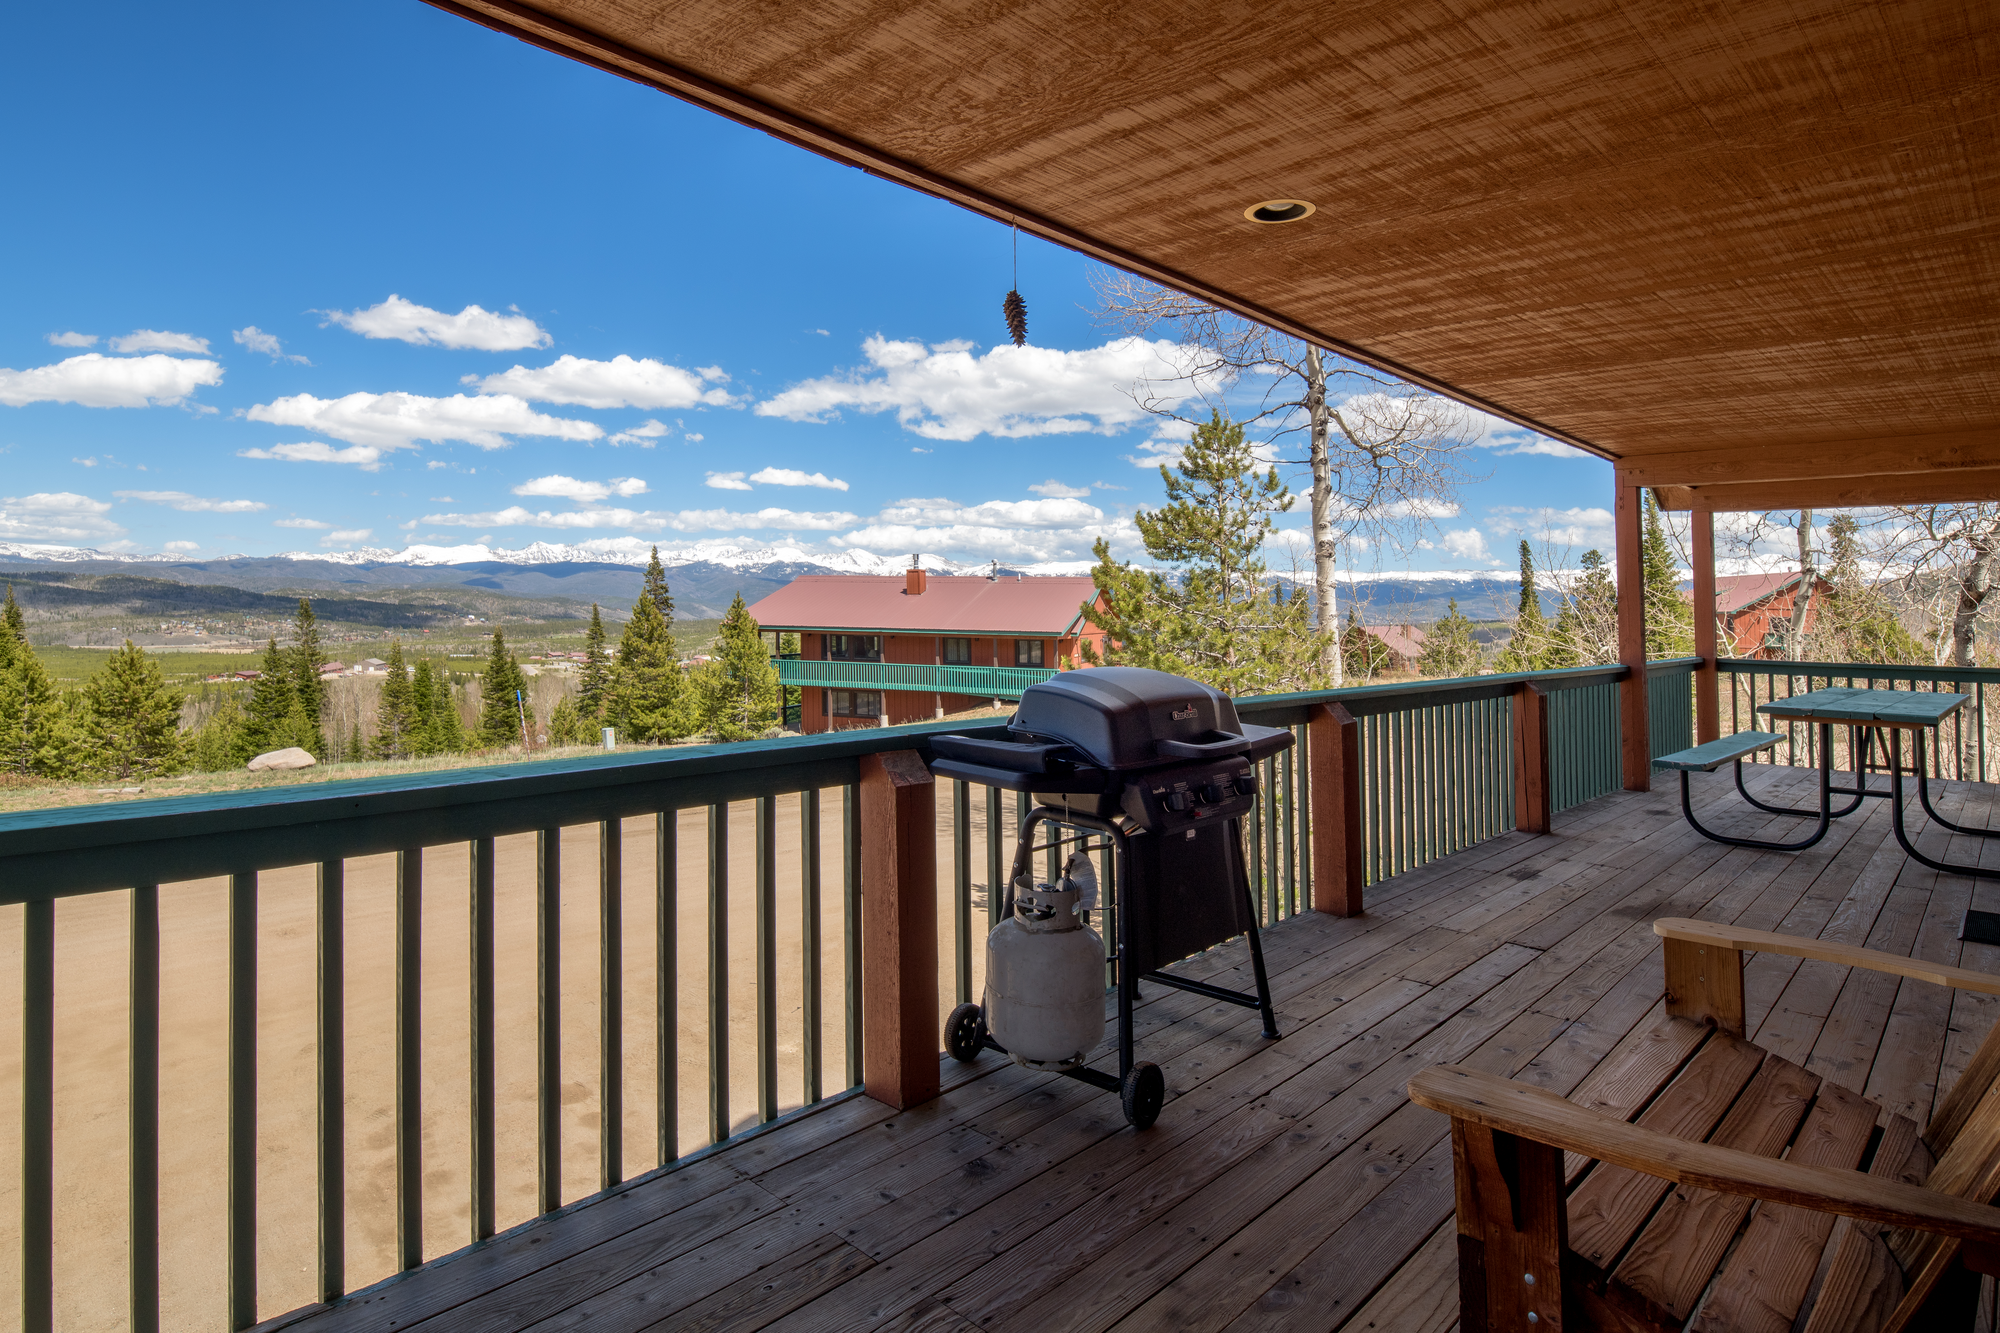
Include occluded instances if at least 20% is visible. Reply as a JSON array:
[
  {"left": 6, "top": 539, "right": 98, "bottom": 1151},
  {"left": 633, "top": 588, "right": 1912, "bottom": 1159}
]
[
  {"left": 319, "top": 859, "right": 347, "bottom": 1288},
  {"left": 656, "top": 814, "right": 678, "bottom": 1163},
  {"left": 397, "top": 848, "right": 422, "bottom": 1270},
  {"left": 470, "top": 837, "right": 496, "bottom": 1236},
  {"left": 708, "top": 803, "right": 730, "bottom": 1142},
  {"left": 801, "top": 791, "right": 822, "bottom": 1107},
  {"left": 538, "top": 829, "right": 561, "bottom": 1211},
  {"left": 954, "top": 780, "right": 971, "bottom": 1003},
  {"left": 600, "top": 820, "right": 623, "bottom": 1189},
  {"left": 1295, "top": 725, "right": 1312, "bottom": 908},
  {"left": 755, "top": 795, "right": 777, "bottom": 1125},
  {"left": 132, "top": 883, "right": 160, "bottom": 1333},
  {"left": 23, "top": 896, "right": 53, "bottom": 1333},
  {"left": 843, "top": 785, "right": 862, "bottom": 1091},
  {"left": 229, "top": 872, "right": 256, "bottom": 1330}
]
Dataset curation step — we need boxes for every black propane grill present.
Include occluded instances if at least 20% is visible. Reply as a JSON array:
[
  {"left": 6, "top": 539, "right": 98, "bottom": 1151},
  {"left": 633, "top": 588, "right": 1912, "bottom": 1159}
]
[{"left": 929, "top": 666, "right": 1294, "bottom": 1128}]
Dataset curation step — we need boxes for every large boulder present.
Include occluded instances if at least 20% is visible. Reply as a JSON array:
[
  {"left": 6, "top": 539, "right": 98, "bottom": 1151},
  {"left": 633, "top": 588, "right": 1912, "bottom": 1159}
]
[{"left": 248, "top": 747, "right": 317, "bottom": 772}]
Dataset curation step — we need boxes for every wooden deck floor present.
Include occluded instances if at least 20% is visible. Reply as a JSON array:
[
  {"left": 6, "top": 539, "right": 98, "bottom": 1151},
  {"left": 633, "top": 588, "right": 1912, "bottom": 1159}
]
[{"left": 268, "top": 763, "right": 2000, "bottom": 1333}]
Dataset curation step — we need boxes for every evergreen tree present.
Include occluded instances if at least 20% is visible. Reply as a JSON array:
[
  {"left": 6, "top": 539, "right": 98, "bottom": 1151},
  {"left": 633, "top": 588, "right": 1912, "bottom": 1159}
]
[
  {"left": 0, "top": 631, "right": 92, "bottom": 779},
  {"left": 1551, "top": 549, "right": 1618, "bottom": 667},
  {"left": 1086, "top": 411, "right": 1323, "bottom": 693},
  {"left": 240, "top": 637, "right": 298, "bottom": 760},
  {"left": 1816, "top": 513, "right": 1925, "bottom": 664},
  {"left": 87, "top": 641, "right": 187, "bottom": 780},
  {"left": 1417, "top": 599, "right": 1486, "bottom": 678},
  {"left": 1339, "top": 607, "right": 1393, "bottom": 682},
  {"left": 1497, "top": 540, "right": 1551, "bottom": 672},
  {"left": 579, "top": 603, "right": 612, "bottom": 718},
  {"left": 639, "top": 546, "right": 675, "bottom": 627},
  {"left": 697, "top": 594, "right": 781, "bottom": 741},
  {"left": 190, "top": 692, "right": 245, "bottom": 773},
  {"left": 346, "top": 723, "right": 363, "bottom": 763},
  {"left": 608, "top": 580, "right": 692, "bottom": 743},
  {"left": 479, "top": 630, "right": 530, "bottom": 747},
  {"left": 288, "top": 598, "right": 329, "bottom": 757},
  {"left": 547, "top": 695, "right": 585, "bottom": 746},
  {"left": 430, "top": 668, "right": 467, "bottom": 752},
  {"left": 1642, "top": 492, "right": 1695, "bottom": 658},
  {"left": 373, "top": 641, "right": 416, "bottom": 758},
  {"left": 1, "top": 583, "right": 24, "bottom": 647}
]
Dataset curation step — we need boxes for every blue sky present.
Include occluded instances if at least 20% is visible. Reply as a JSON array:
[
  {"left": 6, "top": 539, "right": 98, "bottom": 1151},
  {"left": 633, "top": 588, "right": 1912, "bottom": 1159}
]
[{"left": 0, "top": 0, "right": 1615, "bottom": 572}]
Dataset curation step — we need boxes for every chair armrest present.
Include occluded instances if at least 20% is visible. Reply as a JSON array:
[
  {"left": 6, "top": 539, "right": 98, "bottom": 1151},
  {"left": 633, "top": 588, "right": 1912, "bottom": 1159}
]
[
  {"left": 1654, "top": 917, "right": 2000, "bottom": 996},
  {"left": 1409, "top": 1064, "right": 2000, "bottom": 1246}
]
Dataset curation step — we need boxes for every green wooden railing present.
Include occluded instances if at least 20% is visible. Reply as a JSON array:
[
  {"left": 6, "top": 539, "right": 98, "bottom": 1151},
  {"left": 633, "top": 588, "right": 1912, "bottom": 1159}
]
[
  {"left": 771, "top": 657, "right": 1057, "bottom": 698},
  {"left": 0, "top": 662, "right": 1671, "bottom": 1331},
  {"left": 1719, "top": 658, "right": 2000, "bottom": 782}
]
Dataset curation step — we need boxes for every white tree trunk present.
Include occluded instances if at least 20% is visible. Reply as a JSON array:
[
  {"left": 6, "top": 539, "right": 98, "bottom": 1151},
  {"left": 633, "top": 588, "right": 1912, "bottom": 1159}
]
[{"left": 1306, "top": 345, "right": 1339, "bottom": 686}]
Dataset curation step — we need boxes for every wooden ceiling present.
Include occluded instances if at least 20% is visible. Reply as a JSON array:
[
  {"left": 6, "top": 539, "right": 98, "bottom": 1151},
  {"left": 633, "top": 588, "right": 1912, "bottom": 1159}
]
[{"left": 431, "top": 0, "right": 1998, "bottom": 502}]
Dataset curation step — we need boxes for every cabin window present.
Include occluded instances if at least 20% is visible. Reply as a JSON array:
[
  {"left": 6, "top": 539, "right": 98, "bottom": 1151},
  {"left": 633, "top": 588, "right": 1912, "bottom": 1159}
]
[
  {"left": 827, "top": 690, "right": 881, "bottom": 718},
  {"left": 941, "top": 637, "right": 972, "bottom": 665},
  {"left": 1014, "top": 639, "right": 1045, "bottom": 667},
  {"left": 826, "top": 634, "right": 882, "bottom": 662}
]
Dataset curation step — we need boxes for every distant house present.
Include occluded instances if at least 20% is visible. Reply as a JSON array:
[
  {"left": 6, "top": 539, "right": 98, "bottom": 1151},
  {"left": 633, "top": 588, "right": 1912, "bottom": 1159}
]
[
  {"left": 747, "top": 568, "right": 1105, "bottom": 733},
  {"left": 1362, "top": 624, "right": 1427, "bottom": 673},
  {"left": 319, "top": 661, "right": 347, "bottom": 676},
  {"left": 1711, "top": 572, "right": 1834, "bottom": 658}
]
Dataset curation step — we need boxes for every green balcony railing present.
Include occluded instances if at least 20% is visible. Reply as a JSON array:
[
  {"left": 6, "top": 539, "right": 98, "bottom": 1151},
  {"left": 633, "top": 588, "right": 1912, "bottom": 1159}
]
[{"left": 772, "top": 657, "right": 1058, "bottom": 699}]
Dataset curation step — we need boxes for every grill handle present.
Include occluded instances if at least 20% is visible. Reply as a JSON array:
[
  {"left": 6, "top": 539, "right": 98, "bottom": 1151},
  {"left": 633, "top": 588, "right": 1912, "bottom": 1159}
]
[{"left": 1155, "top": 732, "right": 1252, "bottom": 760}]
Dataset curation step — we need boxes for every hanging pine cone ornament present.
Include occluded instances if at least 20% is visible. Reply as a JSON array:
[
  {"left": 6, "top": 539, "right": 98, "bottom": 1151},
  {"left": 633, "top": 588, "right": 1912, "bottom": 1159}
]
[{"left": 1002, "top": 289, "right": 1028, "bottom": 347}]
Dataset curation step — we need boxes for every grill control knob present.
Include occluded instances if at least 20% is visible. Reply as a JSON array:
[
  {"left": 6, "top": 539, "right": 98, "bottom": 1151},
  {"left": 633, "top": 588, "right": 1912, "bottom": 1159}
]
[
  {"left": 1163, "top": 791, "right": 1192, "bottom": 812},
  {"left": 1235, "top": 774, "right": 1259, "bottom": 797},
  {"left": 1197, "top": 783, "right": 1225, "bottom": 804}
]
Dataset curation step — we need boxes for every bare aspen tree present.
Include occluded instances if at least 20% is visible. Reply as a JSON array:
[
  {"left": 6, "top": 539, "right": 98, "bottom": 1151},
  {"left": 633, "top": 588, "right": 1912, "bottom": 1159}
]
[{"left": 1092, "top": 269, "right": 1479, "bottom": 687}]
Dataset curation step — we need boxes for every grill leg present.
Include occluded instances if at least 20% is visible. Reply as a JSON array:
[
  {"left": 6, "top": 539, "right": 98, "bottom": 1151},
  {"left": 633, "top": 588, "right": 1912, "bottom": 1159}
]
[{"left": 1241, "top": 892, "right": 1280, "bottom": 1040}]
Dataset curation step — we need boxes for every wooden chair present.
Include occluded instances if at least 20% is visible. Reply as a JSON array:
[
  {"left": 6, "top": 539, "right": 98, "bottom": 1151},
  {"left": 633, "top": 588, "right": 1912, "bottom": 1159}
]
[{"left": 1408, "top": 917, "right": 2000, "bottom": 1331}]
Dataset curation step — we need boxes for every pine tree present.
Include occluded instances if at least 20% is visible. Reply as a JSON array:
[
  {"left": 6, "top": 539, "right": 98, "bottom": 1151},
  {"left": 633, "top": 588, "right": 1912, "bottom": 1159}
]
[
  {"left": 373, "top": 641, "right": 416, "bottom": 758},
  {"left": 190, "top": 692, "right": 245, "bottom": 772},
  {"left": 430, "top": 669, "right": 467, "bottom": 752},
  {"left": 698, "top": 594, "right": 781, "bottom": 741},
  {"left": 240, "top": 637, "right": 298, "bottom": 760},
  {"left": 1087, "top": 411, "right": 1323, "bottom": 693},
  {"left": 1642, "top": 492, "right": 1695, "bottom": 659},
  {"left": 579, "top": 603, "right": 611, "bottom": 719},
  {"left": 1551, "top": 549, "right": 1618, "bottom": 667},
  {"left": 289, "top": 598, "right": 329, "bottom": 756},
  {"left": 87, "top": 641, "right": 187, "bottom": 780},
  {"left": 1, "top": 583, "right": 25, "bottom": 648},
  {"left": 1339, "top": 607, "right": 1393, "bottom": 682},
  {"left": 1497, "top": 541, "right": 1551, "bottom": 672},
  {"left": 0, "top": 630, "right": 92, "bottom": 779},
  {"left": 1816, "top": 513, "right": 1925, "bottom": 664},
  {"left": 608, "top": 580, "right": 692, "bottom": 743},
  {"left": 346, "top": 723, "right": 363, "bottom": 763},
  {"left": 1417, "top": 599, "right": 1486, "bottom": 678},
  {"left": 548, "top": 695, "right": 585, "bottom": 746},
  {"left": 639, "top": 546, "right": 675, "bottom": 627},
  {"left": 479, "top": 629, "right": 530, "bottom": 747}
]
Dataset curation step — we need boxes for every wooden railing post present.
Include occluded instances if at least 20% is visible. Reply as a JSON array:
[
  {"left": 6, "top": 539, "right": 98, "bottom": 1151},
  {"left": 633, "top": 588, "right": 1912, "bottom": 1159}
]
[
  {"left": 859, "top": 750, "right": 940, "bottom": 1109},
  {"left": 1616, "top": 478, "right": 1652, "bottom": 790},
  {"left": 1513, "top": 683, "right": 1552, "bottom": 835},
  {"left": 1661, "top": 933, "right": 1745, "bottom": 1036},
  {"left": 1692, "top": 508, "right": 1721, "bottom": 743},
  {"left": 1308, "top": 702, "right": 1365, "bottom": 917}
]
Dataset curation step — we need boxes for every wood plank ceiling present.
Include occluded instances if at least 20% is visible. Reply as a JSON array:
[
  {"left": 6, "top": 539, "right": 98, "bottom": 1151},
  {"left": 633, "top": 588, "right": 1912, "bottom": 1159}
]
[{"left": 431, "top": 0, "right": 1998, "bottom": 505}]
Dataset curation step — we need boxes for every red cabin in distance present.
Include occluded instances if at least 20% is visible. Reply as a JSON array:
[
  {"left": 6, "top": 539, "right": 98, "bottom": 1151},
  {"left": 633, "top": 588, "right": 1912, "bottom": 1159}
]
[{"left": 746, "top": 568, "right": 1106, "bottom": 733}]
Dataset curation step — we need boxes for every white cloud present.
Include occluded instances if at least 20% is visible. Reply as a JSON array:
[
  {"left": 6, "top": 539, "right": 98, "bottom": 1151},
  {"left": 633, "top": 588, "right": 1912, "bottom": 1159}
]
[
  {"left": 748, "top": 467, "right": 848, "bottom": 491},
  {"left": 812, "top": 328, "right": 829, "bottom": 336},
  {"left": 1492, "top": 437, "right": 1593, "bottom": 458},
  {"left": 274, "top": 517, "right": 335, "bottom": 529},
  {"left": 244, "top": 391, "right": 600, "bottom": 451},
  {"left": 1029, "top": 479, "right": 1092, "bottom": 498},
  {"left": 0, "top": 353, "right": 222, "bottom": 408},
  {"left": 72, "top": 456, "right": 97, "bottom": 467},
  {"left": 108, "top": 330, "right": 211, "bottom": 355},
  {"left": 46, "top": 332, "right": 96, "bottom": 348},
  {"left": 323, "top": 528, "right": 372, "bottom": 546},
  {"left": 1491, "top": 505, "right": 1615, "bottom": 547},
  {"left": 756, "top": 335, "right": 1212, "bottom": 441},
  {"left": 114, "top": 490, "right": 267, "bottom": 514},
  {"left": 511, "top": 474, "right": 648, "bottom": 503},
  {"left": 685, "top": 432, "right": 705, "bottom": 443},
  {"left": 1441, "top": 527, "right": 1490, "bottom": 561},
  {"left": 469, "top": 355, "right": 735, "bottom": 410},
  {"left": 239, "top": 442, "right": 388, "bottom": 471},
  {"left": 834, "top": 495, "right": 1139, "bottom": 562},
  {"left": 419, "top": 505, "right": 858, "bottom": 532},
  {"left": 705, "top": 472, "right": 752, "bottom": 491},
  {"left": 608, "top": 418, "right": 670, "bottom": 447},
  {"left": 233, "top": 326, "right": 309, "bottom": 364},
  {"left": 322, "top": 295, "right": 550, "bottom": 351},
  {"left": 0, "top": 491, "right": 124, "bottom": 543},
  {"left": 162, "top": 540, "right": 200, "bottom": 552}
]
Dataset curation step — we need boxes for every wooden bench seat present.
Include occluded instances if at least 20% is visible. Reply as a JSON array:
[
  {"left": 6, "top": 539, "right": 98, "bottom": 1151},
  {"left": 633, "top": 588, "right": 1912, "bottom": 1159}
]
[
  {"left": 1409, "top": 917, "right": 2000, "bottom": 1331},
  {"left": 1653, "top": 731, "right": 1788, "bottom": 773}
]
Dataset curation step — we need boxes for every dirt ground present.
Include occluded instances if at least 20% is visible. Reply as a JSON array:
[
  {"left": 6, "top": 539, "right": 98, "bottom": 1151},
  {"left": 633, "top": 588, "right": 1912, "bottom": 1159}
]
[{"left": 0, "top": 786, "right": 1023, "bottom": 1330}]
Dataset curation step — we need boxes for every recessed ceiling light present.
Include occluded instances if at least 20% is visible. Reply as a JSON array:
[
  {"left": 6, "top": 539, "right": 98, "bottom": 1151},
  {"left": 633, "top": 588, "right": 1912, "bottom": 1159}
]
[{"left": 1244, "top": 199, "right": 1316, "bottom": 224}]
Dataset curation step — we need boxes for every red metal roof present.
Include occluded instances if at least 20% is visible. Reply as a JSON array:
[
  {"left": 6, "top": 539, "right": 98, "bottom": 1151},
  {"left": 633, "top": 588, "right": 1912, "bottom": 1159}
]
[
  {"left": 1715, "top": 572, "right": 1830, "bottom": 613},
  {"left": 746, "top": 575, "right": 1100, "bottom": 635},
  {"left": 1365, "top": 624, "right": 1427, "bottom": 660}
]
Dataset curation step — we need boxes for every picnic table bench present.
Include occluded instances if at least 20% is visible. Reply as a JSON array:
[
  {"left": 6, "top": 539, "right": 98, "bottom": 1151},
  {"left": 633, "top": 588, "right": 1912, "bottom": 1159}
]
[{"left": 1411, "top": 917, "right": 2000, "bottom": 1331}]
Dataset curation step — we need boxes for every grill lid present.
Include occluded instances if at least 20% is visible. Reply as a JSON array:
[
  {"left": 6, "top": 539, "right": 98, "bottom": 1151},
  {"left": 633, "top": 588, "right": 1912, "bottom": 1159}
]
[{"left": 1007, "top": 666, "right": 1285, "bottom": 770}]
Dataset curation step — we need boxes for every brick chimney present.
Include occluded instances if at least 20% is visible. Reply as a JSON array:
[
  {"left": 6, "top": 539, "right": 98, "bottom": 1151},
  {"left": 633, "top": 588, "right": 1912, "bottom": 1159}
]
[{"left": 906, "top": 563, "right": 928, "bottom": 595}]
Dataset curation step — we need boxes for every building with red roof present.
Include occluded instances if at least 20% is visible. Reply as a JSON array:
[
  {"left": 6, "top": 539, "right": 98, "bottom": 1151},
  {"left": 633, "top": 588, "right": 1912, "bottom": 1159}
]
[
  {"left": 1709, "top": 571, "right": 1833, "bottom": 658},
  {"left": 746, "top": 566, "right": 1106, "bottom": 732}
]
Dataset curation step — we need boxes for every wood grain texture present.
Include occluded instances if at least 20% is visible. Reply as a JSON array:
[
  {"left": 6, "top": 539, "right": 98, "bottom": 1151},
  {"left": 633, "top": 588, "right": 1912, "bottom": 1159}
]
[
  {"left": 1452, "top": 1120, "right": 1569, "bottom": 1332},
  {"left": 1511, "top": 684, "right": 1551, "bottom": 836},
  {"left": 1662, "top": 936, "right": 1746, "bottom": 1035},
  {"left": 859, "top": 750, "right": 939, "bottom": 1110},
  {"left": 1692, "top": 511, "right": 1719, "bottom": 743},
  {"left": 1616, "top": 483, "right": 1650, "bottom": 792},
  {"left": 1309, "top": 702, "right": 1365, "bottom": 917},
  {"left": 1654, "top": 917, "right": 2000, "bottom": 998}
]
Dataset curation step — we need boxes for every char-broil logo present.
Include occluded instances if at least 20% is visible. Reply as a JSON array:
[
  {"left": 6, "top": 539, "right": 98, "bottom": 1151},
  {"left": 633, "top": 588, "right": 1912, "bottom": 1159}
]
[{"left": 1170, "top": 706, "right": 1197, "bottom": 721}]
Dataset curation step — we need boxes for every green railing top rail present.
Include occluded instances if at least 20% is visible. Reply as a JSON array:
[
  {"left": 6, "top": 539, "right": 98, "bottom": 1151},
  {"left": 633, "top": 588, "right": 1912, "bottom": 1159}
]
[
  {"left": 771, "top": 658, "right": 1057, "bottom": 696},
  {"left": 1716, "top": 657, "right": 2000, "bottom": 684}
]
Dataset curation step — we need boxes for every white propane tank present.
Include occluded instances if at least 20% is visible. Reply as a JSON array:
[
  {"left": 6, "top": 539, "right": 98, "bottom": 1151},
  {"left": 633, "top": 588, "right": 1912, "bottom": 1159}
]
[{"left": 984, "top": 862, "right": 1105, "bottom": 1069}]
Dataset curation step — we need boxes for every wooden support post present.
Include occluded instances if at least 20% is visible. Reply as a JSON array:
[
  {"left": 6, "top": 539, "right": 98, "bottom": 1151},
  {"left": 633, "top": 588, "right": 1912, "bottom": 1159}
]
[
  {"left": 1661, "top": 934, "right": 1745, "bottom": 1036},
  {"left": 1308, "top": 702, "right": 1365, "bottom": 917},
  {"left": 1512, "top": 683, "right": 1552, "bottom": 835},
  {"left": 1692, "top": 508, "right": 1720, "bottom": 743},
  {"left": 1616, "top": 478, "right": 1651, "bottom": 791},
  {"left": 1452, "top": 1118, "right": 1568, "bottom": 1333},
  {"left": 858, "top": 750, "right": 940, "bottom": 1109}
]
